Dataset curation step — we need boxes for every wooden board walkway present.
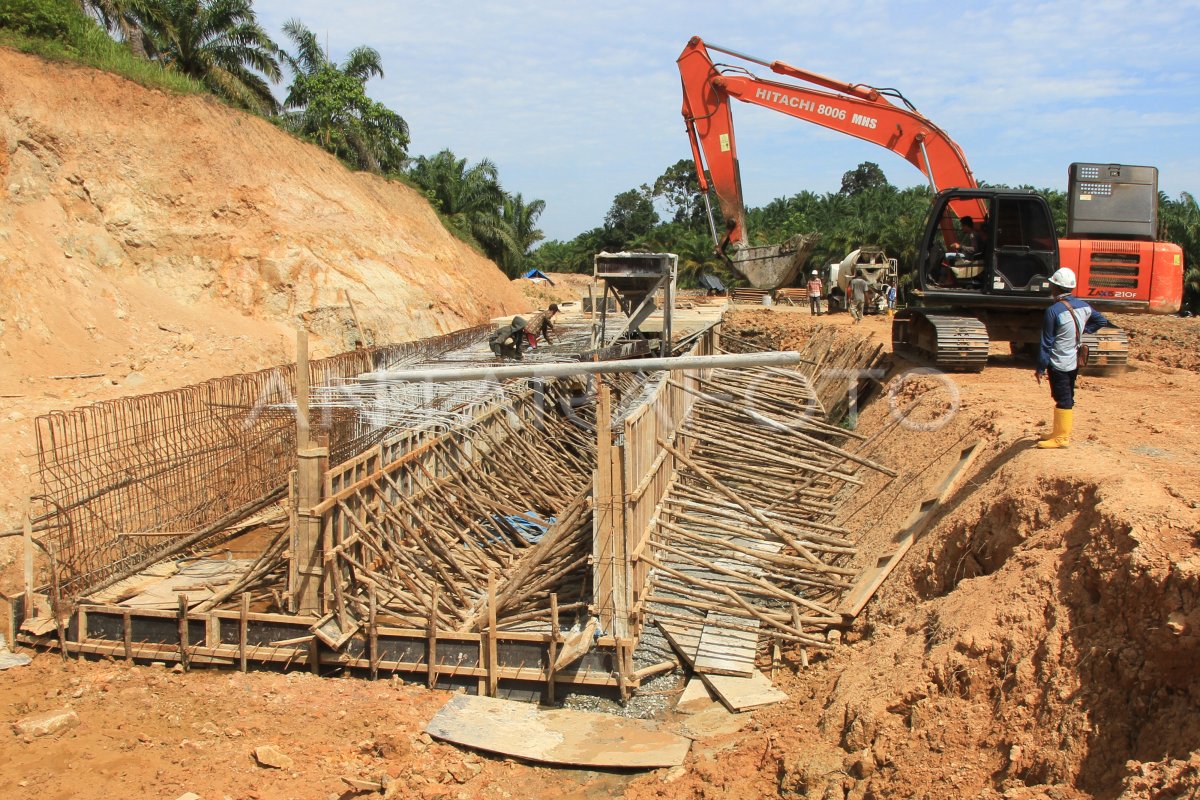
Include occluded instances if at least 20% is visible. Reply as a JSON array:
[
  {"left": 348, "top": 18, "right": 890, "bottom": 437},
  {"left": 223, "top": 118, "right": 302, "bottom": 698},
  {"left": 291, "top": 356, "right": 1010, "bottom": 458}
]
[
  {"left": 837, "top": 442, "right": 979, "bottom": 623},
  {"left": 694, "top": 612, "right": 758, "bottom": 677}
]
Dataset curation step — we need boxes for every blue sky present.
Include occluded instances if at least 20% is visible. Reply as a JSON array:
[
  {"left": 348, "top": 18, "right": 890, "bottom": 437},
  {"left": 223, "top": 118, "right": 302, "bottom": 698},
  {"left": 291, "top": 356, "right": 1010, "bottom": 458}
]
[{"left": 255, "top": 1, "right": 1200, "bottom": 243}]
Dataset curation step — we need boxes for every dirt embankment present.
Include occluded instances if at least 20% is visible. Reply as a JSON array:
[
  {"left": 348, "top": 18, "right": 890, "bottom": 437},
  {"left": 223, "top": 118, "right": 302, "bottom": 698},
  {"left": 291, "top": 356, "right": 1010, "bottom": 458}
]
[
  {"left": 0, "top": 47, "right": 527, "bottom": 542},
  {"left": 0, "top": 48, "right": 525, "bottom": 379}
]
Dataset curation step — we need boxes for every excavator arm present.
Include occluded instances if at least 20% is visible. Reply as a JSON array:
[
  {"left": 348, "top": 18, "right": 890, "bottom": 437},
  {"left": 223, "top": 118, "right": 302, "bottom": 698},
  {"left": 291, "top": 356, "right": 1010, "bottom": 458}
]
[{"left": 678, "top": 36, "right": 980, "bottom": 248}]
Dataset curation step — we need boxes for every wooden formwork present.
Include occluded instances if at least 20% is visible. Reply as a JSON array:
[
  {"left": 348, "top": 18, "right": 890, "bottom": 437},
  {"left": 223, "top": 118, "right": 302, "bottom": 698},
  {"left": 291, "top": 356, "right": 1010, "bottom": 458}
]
[{"left": 15, "top": 319, "right": 900, "bottom": 703}]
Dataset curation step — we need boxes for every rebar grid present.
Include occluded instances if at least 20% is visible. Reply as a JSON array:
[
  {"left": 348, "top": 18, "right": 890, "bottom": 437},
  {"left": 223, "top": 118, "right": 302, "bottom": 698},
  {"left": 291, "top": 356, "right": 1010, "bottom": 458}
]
[{"left": 33, "top": 326, "right": 490, "bottom": 602}]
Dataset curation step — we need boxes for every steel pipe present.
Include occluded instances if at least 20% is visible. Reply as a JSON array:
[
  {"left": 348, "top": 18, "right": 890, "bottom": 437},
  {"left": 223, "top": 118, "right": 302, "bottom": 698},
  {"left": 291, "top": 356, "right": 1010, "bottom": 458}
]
[{"left": 357, "top": 351, "right": 802, "bottom": 385}]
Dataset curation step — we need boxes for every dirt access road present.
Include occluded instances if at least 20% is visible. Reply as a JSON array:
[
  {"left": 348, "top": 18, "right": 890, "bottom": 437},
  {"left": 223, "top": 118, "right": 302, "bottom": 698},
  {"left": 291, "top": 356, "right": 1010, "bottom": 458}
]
[{"left": 1, "top": 306, "right": 1198, "bottom": 800}]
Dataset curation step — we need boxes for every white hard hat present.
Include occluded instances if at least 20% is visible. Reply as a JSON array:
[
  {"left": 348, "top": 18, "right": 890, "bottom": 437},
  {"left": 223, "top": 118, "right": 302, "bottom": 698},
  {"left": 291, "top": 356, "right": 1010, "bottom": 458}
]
[
  {"left": 811, "top": 270, "right": 818, "bottom": 275},
  {"left": 1048, "top": 267, "right": 1076, "bottom": 290}
]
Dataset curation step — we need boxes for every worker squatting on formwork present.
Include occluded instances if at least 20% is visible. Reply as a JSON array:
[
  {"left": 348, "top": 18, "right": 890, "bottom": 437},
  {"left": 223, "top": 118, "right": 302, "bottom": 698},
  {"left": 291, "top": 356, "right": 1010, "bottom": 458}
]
[{"left": 489, "top": 316, "right": 528, "bottom": 360}]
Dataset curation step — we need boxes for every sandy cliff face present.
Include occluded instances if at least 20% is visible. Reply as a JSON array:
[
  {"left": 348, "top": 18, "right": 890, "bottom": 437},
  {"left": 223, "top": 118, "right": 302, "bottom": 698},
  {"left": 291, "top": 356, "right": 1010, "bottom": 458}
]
[{"left": 0, "top": 48, "right": 525, "bottom": 381}]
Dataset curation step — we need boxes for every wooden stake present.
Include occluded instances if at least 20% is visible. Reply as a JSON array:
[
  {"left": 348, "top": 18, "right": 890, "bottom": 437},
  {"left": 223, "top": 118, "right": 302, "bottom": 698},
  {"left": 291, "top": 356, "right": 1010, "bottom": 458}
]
[
  {"left": 296, "top": 327, "right": 311, "bottom": 450},
  {"left": 177, "top": 594, "right": 189, "bottom": 671},
  {"left": 345, "top": 290, "right": 368, "bottom": 347},
  {"left": 486, "top": 575, "right": 498, "bottom": 697},
  {"left": 548, "top": 593, "right": 559, "bottom": 704},
  {"left": 123, "top": 611, "right": 132, "bottom": 663},
  {"left": 239, "top": 593, "right": 249, "bottom": 673},
  {"left": 22, "top": 503, "right": 33, "bottom": 617},
  {"left": 427, "top": 583, "right": 439, "bottom": 689},
  {"left": 368, "top": 586, "right": 379, "bottom": 682}
]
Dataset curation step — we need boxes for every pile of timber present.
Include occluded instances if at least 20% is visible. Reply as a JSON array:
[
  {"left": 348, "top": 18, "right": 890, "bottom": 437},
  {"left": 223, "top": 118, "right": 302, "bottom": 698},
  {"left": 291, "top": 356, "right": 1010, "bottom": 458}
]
[
  {"left": 719, "top": 327, "right": 887, "bottom": 424},
  {"left": 773, "top": 287, "right": 811, "bottom": 306},
  {"left": 318, "top": 384, "right": 598, "bottom": 634},
  {"left": 730, "top": 288, "right": 772, "bottom": 305}
]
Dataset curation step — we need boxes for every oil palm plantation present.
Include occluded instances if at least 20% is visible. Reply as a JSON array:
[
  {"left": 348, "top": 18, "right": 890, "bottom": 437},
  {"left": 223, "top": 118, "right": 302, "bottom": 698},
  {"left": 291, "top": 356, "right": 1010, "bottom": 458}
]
[
  {"left": 409, "top": 150, "right": 506, "bottom": 242},
  {"left": 131, "top": 0, "right": 281, "bottom": 114}
]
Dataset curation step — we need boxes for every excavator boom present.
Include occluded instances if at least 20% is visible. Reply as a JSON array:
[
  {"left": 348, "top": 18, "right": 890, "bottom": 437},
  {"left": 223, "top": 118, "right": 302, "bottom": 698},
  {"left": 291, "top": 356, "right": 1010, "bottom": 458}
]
[{"left": 678, "top": 36, "right": 978, "bottom": 248}]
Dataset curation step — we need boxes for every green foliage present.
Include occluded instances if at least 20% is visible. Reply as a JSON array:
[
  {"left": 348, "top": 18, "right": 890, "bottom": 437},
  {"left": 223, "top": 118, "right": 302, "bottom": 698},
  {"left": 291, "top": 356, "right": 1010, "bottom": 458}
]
[
  {"left": 1159, "top": 192, "right": 1200, "bottom": 313},
  {"left": 603, "top": 187, "right": 659, "bottom": 248},
  {"left": 651, "top": 159, "right": 709, "bottom": 226},
  {"left": 280, "top": 18, "right": 408, "bottom": 174},
  {"left": 408, "top": 149, "right": 546, "bottom": 276},
  {"left": 839, "top": 161, "right": 888, "bottom": 196},
  {"left": 497, "top": 193, "right": 546, "bottom": 277},
  {"left": 0, "top": 0, "right": 205, "bottom": 96},
  {"left": 0, "top": 0, "right": 73, "bottom": 39},
  {"left": 133, "top": 0, "right": 281, "bottom": 114}
]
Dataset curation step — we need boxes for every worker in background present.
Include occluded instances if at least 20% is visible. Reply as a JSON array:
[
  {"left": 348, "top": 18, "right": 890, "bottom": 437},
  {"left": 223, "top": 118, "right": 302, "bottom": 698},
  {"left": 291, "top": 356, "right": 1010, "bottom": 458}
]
[
  {"left": 489, "top": 316, "right": 529, "bottom": 360},
  {"left": 1034, "top": 268, "right": 1111, "bottom": 449},
  {"left": 538, "top": 304, "right": 560, "bottom": 345},
  {"left": 849, "top": 271, "right": 869, "bottom": 324},
  {"left": 807, "top": 270, "right": 823, "bottom": 315},
  {"left": 886, "top": 282, "right": 897, "bottom": 317}
]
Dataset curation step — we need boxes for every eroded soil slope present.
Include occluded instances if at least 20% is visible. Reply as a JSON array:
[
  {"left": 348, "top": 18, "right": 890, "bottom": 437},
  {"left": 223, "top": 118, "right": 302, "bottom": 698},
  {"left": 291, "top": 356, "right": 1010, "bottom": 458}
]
[{"left": 0, "top": 48, "right": 524, "bottom": 380}]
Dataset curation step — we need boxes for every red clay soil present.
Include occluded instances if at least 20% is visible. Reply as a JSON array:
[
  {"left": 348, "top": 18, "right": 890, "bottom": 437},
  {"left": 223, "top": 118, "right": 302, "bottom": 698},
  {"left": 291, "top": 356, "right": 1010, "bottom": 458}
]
[{"left": 2, "top": 306, "right": 1199, "bottom": 800}]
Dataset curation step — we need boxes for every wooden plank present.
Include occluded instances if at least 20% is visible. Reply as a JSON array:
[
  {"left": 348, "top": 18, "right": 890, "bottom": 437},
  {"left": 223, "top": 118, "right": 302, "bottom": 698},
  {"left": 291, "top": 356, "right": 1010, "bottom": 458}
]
[
  {"left": 676, "top": 677, "right": 716, "bottom": 714},
  {"left": 656, "top": 620, "right": 701, "bottom": 667},
  {"left": 22, "top": 505, "right": 34, "bottom": 615},
  {"left": 701, "top": 669, "right": 787, "bottom": 712},
  {"left": 837, "top": 442, "right": 979, "bottom": 623},
  {"left": 425, "top": 694, "right": 690, "bottom": 768},
  {"left": 694, "top": 613, "right": 758, "bottom": 677},
  {"left": 552, "top": 618, "right": 597, "bottom": 671}
]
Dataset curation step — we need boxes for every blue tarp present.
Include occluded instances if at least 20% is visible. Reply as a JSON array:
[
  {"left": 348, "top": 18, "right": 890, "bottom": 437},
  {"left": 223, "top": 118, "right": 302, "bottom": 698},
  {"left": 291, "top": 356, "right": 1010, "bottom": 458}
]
[
  {"left": 469, "top": 511, "right": 556, "bottom": 547},
  {"left": 522, "top": 269, "right": 556, "bottom": 285}
]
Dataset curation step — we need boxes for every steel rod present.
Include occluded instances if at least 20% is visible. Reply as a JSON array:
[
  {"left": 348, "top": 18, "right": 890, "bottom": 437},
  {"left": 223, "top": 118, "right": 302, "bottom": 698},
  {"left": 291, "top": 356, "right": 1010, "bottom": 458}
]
[{"left": 357, "top": 352, "right": 802, "bottom": 384}]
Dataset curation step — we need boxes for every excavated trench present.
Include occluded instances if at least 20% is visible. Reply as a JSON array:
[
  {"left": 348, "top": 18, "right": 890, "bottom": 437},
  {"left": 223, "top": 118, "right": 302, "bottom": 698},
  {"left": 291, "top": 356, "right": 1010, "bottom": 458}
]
[{"left": 813, "top": 463, "right": 1200, "bottom": 799}]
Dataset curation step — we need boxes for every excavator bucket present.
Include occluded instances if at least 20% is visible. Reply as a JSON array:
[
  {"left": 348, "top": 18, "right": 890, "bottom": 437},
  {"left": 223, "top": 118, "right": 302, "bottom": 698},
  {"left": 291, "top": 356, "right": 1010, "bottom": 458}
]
[{"left": 726, "top": 233, "right": 820, "bottom": 290}]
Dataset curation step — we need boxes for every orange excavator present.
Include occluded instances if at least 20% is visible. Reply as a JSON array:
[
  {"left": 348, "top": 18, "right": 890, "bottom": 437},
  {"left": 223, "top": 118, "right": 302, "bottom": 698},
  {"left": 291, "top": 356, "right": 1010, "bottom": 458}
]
[{"left": 678, "top": 36, "right": 1184, "bottom": 370}]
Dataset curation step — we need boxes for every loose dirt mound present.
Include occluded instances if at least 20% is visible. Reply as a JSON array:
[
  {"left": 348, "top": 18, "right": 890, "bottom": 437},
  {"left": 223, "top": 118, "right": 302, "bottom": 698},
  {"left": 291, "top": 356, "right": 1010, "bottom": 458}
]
[{"left": 1111, "top": 312, "right": 1200, "bottom": 372}]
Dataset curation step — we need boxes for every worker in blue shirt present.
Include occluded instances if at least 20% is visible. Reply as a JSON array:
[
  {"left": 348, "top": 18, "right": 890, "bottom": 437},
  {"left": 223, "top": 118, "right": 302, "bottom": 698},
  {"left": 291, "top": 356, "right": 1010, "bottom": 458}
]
[{"left": 1034, "top": 268, "right": 1111, "bottom": 449}]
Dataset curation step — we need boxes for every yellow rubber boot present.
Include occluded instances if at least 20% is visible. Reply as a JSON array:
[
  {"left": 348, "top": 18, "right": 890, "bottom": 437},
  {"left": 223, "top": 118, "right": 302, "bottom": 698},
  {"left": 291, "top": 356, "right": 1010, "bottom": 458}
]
[{"left": 1037, "top": 408, "right": 1073, "bottom": 449}]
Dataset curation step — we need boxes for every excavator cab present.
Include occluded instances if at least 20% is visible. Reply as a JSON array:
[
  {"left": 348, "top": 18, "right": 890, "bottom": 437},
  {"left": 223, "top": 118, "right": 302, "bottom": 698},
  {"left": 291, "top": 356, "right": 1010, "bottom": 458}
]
[
  {"left": 916, "top": 189, "right": 1058, "bottom": 299},
  {"left": 896, "top": 189, "right": 1062, "bottom": 371}
]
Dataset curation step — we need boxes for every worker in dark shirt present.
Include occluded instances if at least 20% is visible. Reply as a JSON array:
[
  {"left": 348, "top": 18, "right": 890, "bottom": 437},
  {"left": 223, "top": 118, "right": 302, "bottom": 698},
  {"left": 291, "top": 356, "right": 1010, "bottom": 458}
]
[{"left": 489, "top": 316, "right": 529, "bottom": 359}]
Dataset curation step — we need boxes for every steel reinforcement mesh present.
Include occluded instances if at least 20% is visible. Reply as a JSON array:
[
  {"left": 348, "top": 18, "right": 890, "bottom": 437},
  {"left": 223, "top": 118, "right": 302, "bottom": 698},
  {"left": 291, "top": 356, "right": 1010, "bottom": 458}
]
[{"left": 33, "top": 326, "right": 489, "bottom": 602}]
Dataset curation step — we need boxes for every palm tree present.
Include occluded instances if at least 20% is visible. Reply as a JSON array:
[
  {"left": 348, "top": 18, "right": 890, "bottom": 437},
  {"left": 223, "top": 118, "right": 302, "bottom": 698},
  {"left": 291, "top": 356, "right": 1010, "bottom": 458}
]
[
  {"left": 1160, "top": 192, "right": 1200, "bottom": 313},
  {"left": 496, "top": 193, "right": 546, "bottom": 276},
  {"left": 83, "top": 0, "right": 153, "bottom": 58},
  {"left": 408, "top": 150, "right": 512, "bottom": 255},
  {"left": 134, "top": 0, "right": 281, "bottom": 114},
  {"left": 279, "top": 19, "right": 408, "bottom": 173}
]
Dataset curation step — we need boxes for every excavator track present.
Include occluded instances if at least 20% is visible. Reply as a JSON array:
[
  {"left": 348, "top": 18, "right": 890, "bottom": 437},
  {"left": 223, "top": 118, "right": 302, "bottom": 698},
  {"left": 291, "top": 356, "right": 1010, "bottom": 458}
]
[
  {"left": 1081, "top": 327, "right": 1130, "bottom": 372},
  {"left": 892, "top": 312, "right": 990, "bottom": 372}
]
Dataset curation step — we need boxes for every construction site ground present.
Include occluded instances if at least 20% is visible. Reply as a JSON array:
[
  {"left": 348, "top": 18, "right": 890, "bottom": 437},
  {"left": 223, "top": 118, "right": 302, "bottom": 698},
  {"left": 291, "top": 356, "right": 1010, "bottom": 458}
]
[{"left": 2, "top": 305, "right": 1199, "bottom": 800}]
